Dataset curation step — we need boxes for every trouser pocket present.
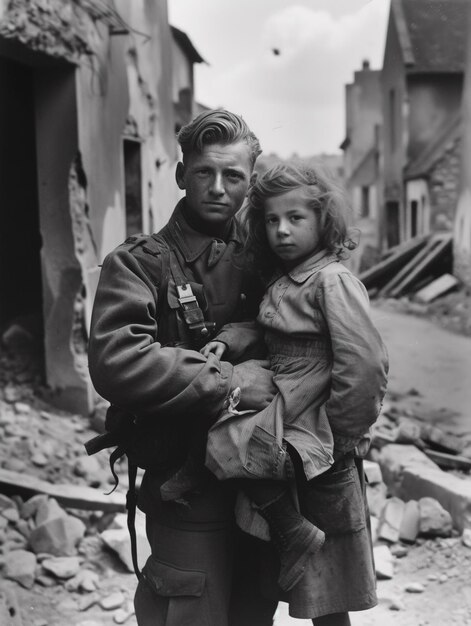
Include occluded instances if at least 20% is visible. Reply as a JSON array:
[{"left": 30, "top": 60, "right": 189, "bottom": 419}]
[{"left": 136, "top": 556, "right": 209, "bottom": 626}]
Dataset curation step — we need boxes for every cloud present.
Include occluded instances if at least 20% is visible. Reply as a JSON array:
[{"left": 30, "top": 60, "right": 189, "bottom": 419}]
[{"left": 187, "top": 0, "right": 390, "bottom": 156}]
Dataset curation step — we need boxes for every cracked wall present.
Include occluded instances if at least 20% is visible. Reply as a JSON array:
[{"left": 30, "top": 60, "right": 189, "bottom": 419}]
[{"left": 1, "top": 0, "right": 179, "bottom": 413}]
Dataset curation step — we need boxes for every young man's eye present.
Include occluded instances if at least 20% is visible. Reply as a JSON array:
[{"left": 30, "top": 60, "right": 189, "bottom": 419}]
[{"left": 226, "top": 171, "right": 243, "bottom": 181}]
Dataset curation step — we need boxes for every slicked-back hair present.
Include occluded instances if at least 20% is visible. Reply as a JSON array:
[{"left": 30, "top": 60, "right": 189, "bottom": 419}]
[
  {"left": 243, "top": 161, "right": 357, "bottom": 281},
  {"left": 177, "top": 108, "right": 262, "bottom": 168}
]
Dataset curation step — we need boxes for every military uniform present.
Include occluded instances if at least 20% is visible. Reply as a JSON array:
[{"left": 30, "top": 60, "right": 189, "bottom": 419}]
[{"left": 88, "top": 200, "right": 277, "bottom": 626}]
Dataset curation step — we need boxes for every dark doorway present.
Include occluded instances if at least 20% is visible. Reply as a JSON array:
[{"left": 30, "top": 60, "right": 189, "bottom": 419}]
[
  {"left": 123, "top": 139, "right": 143, "bottom": 236},
  {"left": 410, "top": 200, "right": 418, "bottom": 238},
  {"left": 0, "top": 58, "right": 43, "bottom": 334},
  {"left": 385, "top": 201, "right": 400, "bottom": 248}
]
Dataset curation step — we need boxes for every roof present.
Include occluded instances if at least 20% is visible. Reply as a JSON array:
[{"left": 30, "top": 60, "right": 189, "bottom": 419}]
[
  {"left": 171, "top": 26, "right": 205, "bottom": 64},
  {"left": 393, "top": 0, "right": 468, "bottom": 73},
  {"left": 404, "top": 112, "right": 462, "bottom": 179},
  {"left": 348, "top": 147, "right": 377, "bottom": 187}
]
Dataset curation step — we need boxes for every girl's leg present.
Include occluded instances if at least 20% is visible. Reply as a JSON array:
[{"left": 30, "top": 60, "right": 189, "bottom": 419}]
[
  {"left": 312, "top": 612, "right": 351, "bottom": 626},
  {"left": 244, "top": 479, "right": 325, "bottom": 593}
]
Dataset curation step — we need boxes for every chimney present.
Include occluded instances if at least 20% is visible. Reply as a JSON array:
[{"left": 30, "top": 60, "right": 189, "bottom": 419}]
[{"left": 362, "top": 59, "right": 370, "bottom": 70}]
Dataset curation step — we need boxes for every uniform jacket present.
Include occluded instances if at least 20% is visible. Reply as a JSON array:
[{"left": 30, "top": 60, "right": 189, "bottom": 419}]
[
  {"left": 88, "top": 200, "right": 260, "bottom": 465},
  {"left": 216, "top": 250, "right": 389, "bottom": 456}
]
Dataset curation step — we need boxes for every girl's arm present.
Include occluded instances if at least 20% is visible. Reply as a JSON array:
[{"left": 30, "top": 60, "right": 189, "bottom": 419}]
[
  {"left": 317, "top": 270, "right": 389, "bottom": 454},
  {"left": 207, "top": 321, "right": 267, "bottom": 363}
]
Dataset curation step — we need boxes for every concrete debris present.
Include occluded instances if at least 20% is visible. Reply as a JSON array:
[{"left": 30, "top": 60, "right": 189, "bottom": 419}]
[
  {"left": 29, "top": 513, "right": 86, "bottom": 557},
  {"left": 100, "top": 591, "right": 125, "bottom": 611},
  {"left": 399, "top": 500, "right": 421, "bottom": 543},
  {"left": 461, "top": 528, "right": 471, "bottom": 548},
  {"left": 41, "top": 556, "right": 81, "bottom": 579},
  {"left": 404, "top": 582, "right": 426, "bottom": 593},
  {"left": 373, "top": 544, "right": 395, "bottom": 579},
  {"left": 4, "top": 549, "right": 37, "bottom": 589},
  {"left": 418, "top": 497, "right": 453, "bottom": 537}
]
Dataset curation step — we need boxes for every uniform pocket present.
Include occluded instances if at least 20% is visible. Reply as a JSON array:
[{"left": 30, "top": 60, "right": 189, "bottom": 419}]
[
  {"left": 141, "top": 556, "right": 209, "bottom": 626},
  {"left": 302, "top": 462, "right": 366, "bottom": 535}
]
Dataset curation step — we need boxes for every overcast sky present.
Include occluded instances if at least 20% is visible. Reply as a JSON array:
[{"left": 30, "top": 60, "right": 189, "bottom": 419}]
[{"left": 168, "top": 0, "right": 390, "bottom": 158}]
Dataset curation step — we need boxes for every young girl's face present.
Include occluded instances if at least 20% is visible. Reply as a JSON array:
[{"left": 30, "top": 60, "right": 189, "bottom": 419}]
[{"left": 264, "top": 187, "right": 321, "bottom": 269}]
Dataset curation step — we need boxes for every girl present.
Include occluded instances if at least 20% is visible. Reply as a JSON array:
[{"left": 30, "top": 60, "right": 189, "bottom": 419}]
[{"left": 199, "top": 161, "right": 388, "bottom": 623}]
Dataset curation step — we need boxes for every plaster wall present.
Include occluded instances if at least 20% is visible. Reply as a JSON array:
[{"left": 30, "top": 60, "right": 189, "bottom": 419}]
[
  {"left": 172, "top": 39, "right": 192, "bottom": 102},
  {"left": 454, "top": 2, "right": 471, "bottom": 288},
  {"left": 407, "top": 76, "right": 463, "bottom": 162}
]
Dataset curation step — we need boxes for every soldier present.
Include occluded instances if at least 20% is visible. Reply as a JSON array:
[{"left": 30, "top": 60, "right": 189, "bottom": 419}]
[{"left": 88, "top": 109, "right": 278, "bottom": 625}]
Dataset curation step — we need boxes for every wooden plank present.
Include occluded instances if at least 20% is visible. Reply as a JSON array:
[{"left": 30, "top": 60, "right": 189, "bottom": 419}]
[
  {"left": 389, "top": 235, "right": 452, "bottom": 297},
  {"left": 378, "top": 236, "right": 440, "bottom": 296},
  {"left": 423, "top": 449, "right": 471, "bottom": 471},
  {"left": 359, "top": 235, "right": 428, "bottom": 290},
  {"left": 0, "top": 468, "right": 126, "bottom": 512},
  {"left": 414, "top": 273, "right": 459, "bottom": 303}
]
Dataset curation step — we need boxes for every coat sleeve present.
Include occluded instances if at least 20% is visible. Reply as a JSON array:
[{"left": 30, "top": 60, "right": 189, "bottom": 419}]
[
  {"left": 88, "top": 245, "right": 234, "bottom": 422},
  {"left": 316, "top": 270, "right": 389, "bottom": 453},
  {"left": 214, "top": 321, "right": 266, "bottom": 362}
]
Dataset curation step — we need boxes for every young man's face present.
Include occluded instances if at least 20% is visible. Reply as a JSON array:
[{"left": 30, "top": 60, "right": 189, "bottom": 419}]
[{"left": 176, "top": 141, "right": 253, "bottom": 229}]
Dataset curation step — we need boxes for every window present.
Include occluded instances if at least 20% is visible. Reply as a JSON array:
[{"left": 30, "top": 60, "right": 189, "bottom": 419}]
[
  {"left": 123, "top": 139, "right": 143, "bottom": 236},
  {"left": 361, "top": 186, "right": 370, "bottom": 218}
]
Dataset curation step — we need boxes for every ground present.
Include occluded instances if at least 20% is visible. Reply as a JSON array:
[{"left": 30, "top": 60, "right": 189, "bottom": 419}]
[{"left": 1, "top": 293, "right": 471, "bottom": 626}]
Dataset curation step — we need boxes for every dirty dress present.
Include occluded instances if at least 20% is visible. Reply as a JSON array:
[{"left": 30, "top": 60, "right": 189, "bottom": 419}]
[{"left": 206, "top": 250, "right": 388, "bottom": 485}]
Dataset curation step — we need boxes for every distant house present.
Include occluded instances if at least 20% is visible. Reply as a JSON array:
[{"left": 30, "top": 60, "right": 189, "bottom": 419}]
[
  {"left": 341, "top": 60, "right": 383, "bottom": 271},
  {"left": 454, "top": 1, "right": 471, "bottom": 289},
  {"left": 381, "top": 0, "right": 467, "bottom": 249},
  {"left": 0, "top": 0, "right": 195, "bottom": 413},
  {"left": 171, "top": 26, "right": 205, "bottom": 133}
]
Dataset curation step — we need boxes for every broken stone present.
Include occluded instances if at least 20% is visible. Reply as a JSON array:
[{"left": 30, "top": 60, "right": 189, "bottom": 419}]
[
  {"left": 100, "top": 524, "right": 150, "bottom": 573},
  {"left": 31, "top": 452, "right": 48, "bottom": 467},
  {"left": 21, "top": 495, "right": 49, "bottom": 521},
  {"left": 78, "top": 593, "right": 100, "bottom": 611},
  {"left": 419, "top": 497, "right": 453, "bottom": 538},
  {"left": 399, "top": 500, "right": 420, "bottom": 543},
  {"left": 35, "top": 497, "right": 66, "bottom": 526},
  {"left": 14, "top": 402, "right": 31, "bottom": 415},
  {"left": 41, "top": 556, "right": 81, "bottom": 579},
  {"left": 377, "top": 444, "right": 438, "bottom": 494},
  {"left": 1, "top": 507, "right": 20, "bottom": 523},
  {"left": 29, "top": 514, "right": 86, "bottom": 557},
  {"left": 36, "top": 574, "right": 57, "bottom": 587},
  {"left": 366, "top": 481, "right": 388, "bottom": 518},
  {"left": 65, "top": 568, "right": 100, "bottom": 592},
  {"left": 405, "top": 582, "right": 425, "bottom": 593},
  {"left": 378, "top": 497, "right": 405, "bottom": 543},
  {"left": 373, "top": 544, "right": 394, "bottom": 580},
  {"left": 363, "top": 460, "right": 383, "bottom": 485},
  {"left": 420, "top": 424, "right": 463, "bottom": 455},
  {"left": 0, "top": 495, "right": 17, "bottom": 512},
  {"left": 113, "top": 601, "right": 135, "bottom": 624},
  {"left": 462, "top": 528, "right": 471, "bottom": 548},
  {"left": 4, "top": 549, "right": 37, "bottom": 589},
  {"left": 100, "top": 591, "right": 125, "bottom": 611},
  {"left": 390, "top": 544, "right": 408, "bottom": 558}
]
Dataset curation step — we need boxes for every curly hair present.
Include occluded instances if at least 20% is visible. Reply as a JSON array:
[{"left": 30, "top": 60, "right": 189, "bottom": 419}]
[
  {"left": 177, "top": 108, "right": 262, "bottom": 168},
  {"left": 243, "top": 161, "right": 357, "bottom": 281}
]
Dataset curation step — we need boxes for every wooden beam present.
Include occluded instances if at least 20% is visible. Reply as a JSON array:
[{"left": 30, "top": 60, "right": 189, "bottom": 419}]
[
  {"left": 378, "top": 236, "right": 441, "bottom": 296},
  {"left": 388, "top": 235, "right": 452, "bottom": 297},
  {"left": 0, "top": 469, "right": 126, "bottom": 512},
  {"left": 359, "top": 235, "right": 428, "bottom": 290}
]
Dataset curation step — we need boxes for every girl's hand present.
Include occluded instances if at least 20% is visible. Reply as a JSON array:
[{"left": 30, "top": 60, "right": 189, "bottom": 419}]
[{"left": 200, "top": 341, "right": 227, "bottom": 359}]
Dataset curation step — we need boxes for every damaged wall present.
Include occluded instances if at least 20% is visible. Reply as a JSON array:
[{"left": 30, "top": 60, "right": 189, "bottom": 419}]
[
  {"left": 454, "top": 3, "right": 471, "bottom": 289},
  {"left": 0, "top": 0, "right": 180, "bottom": 413}
]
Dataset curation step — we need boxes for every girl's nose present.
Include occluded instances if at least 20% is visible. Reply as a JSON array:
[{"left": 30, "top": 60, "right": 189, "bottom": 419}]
[{"left": 277, "top": 220, "right": 290, "bottom": 236}]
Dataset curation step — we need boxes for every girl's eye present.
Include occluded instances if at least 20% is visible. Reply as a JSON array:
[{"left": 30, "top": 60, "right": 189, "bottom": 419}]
[
  {"left": 290, "top": 215, "right": 303, "bottom": 222},
  {"left": 265, "top": 217, "right": 278, "bottom": 225}
]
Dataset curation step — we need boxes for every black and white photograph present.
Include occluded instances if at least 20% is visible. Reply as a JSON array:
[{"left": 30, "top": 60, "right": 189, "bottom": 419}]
[{"left": 0, "top": 1, "right": 471, "bottom": 625}]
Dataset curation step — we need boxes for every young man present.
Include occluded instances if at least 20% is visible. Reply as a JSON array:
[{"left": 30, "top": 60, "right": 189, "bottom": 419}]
[{"left": 88, "top": 109, "right": 278, "bottom": 626}]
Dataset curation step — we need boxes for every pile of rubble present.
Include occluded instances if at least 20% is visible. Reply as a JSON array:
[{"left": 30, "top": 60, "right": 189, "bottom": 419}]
[
  {"left": 363, "top": 402, "right": 471, "bottom": 614},
  {"left": 0, "top": 392, "right": 149, "bottom": 626}
]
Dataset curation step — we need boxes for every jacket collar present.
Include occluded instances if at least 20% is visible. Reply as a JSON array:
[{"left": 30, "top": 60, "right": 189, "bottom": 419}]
[
  {"left": 268, "top": 249, "right": 339, "bottom": 286},
  {"left": 166, "top": 199, "right": 243, "bottom": 263}
]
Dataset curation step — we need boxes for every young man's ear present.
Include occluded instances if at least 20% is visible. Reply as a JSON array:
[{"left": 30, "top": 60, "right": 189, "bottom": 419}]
[{"left": 175, "top": 162, "right": 186, "bottom": 190}]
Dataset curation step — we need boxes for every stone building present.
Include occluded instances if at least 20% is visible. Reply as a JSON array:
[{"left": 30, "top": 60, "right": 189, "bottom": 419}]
[
  {"left": 381, "top": 0, "right": 467, "bottom": 249},
  {"left": 0, "top": 0, "right": 201, "bottom": 413}
]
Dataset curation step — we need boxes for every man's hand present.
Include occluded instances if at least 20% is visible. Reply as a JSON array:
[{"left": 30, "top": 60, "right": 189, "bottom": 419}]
[
  {"left": 200, "top": 341, "right": 227, "bottom": 359},
  {"left": 231, "top": 359, "right": 276, "bottom": 411}
]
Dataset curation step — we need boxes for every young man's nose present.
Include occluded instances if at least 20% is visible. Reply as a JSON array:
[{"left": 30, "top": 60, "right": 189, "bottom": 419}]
[{"left": 209, "top": 173, "right": 225, "bottom": 196}]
